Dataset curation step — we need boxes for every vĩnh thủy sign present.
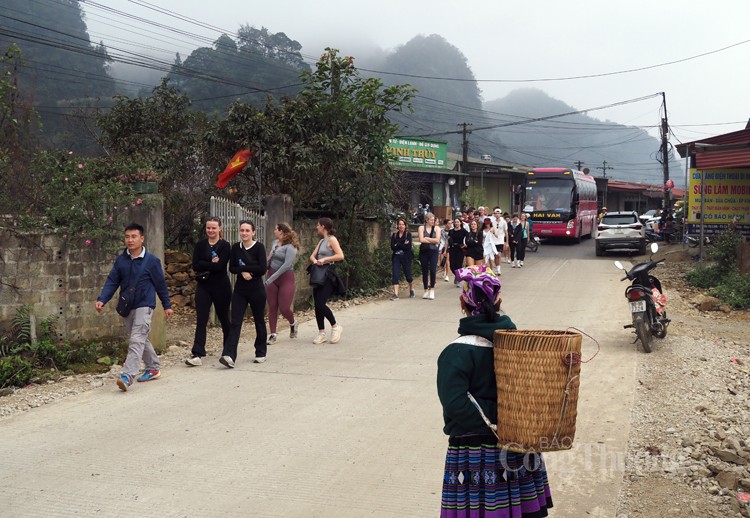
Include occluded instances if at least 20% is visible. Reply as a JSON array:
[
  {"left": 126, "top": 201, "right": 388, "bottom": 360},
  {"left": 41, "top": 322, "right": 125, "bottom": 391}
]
[{"left": 386, "top": 138, "right": 448, "bottom": 169}]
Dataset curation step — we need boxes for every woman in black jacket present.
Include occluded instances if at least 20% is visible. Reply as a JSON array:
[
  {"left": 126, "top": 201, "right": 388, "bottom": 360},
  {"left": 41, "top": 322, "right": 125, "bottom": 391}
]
[
  {"left": 390, "top": 217, "right": 414, "bottom": 300},
  {"left": 223, "top": 220, "right": 268, "bottom": 367},
  {"left": 447, "top": 218, "right": 468, "bottom": 286},
  {"left": 186, "top": 216, "right": 231, "bottom": 367}
]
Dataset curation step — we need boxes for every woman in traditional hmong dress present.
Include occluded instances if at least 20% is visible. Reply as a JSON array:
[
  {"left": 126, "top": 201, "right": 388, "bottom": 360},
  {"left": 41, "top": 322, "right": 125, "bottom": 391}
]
[{"left": 437, "top": 265, "right": 553, "bottom": 517}]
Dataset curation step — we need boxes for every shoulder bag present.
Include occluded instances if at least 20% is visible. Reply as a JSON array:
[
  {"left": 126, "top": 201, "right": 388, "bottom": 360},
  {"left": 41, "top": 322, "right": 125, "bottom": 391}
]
[{"left": 116, "top": 254, "right": 151, "bottom": 317}]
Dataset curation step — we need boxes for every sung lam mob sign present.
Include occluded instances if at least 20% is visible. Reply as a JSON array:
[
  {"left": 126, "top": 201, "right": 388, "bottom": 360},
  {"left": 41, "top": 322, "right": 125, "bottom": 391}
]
[{"left": 688, "top": 168, "right": 750, "bottom": 237}]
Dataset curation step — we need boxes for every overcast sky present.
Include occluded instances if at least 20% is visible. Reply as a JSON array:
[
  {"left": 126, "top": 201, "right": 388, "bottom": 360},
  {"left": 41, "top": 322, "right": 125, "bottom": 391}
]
[{"left": 83, "top": 0, "right": 749, "bottom": 147}]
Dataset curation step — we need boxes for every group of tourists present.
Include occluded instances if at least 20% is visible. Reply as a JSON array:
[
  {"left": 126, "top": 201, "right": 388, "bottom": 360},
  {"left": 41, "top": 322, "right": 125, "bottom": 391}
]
[
  {"left": 96, "top": 217, "right": 345, "bottom": 392},
  {"left": 96, "top": 220, "right": 554, "bottom": 516},
  {"left": 390, "top": 206, "right": 533, "bottom": 301}
]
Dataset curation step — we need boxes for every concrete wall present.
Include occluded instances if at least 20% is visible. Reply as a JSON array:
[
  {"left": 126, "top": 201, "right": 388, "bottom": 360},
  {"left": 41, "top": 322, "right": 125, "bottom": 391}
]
[
  {"left": 0, "top": 231, "right": 122, "bottom": 342},
  {"left": 0, "top": 194, "right": 167, "bottom": 351}
]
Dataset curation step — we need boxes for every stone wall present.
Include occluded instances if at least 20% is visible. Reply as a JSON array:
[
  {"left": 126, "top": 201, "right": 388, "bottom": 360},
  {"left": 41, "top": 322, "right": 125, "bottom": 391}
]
[
  {"left": 164, "top": 250, "right": 196, "bottom": 308},
  {"left": 0, "top": 230, "right": 122, "bottom": 341}
]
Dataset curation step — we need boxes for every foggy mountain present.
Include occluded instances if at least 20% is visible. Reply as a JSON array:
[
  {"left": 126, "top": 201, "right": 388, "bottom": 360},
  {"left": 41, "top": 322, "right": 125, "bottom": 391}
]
[{"left": 482, "top": 89, "right": 680, "bottom": 185}]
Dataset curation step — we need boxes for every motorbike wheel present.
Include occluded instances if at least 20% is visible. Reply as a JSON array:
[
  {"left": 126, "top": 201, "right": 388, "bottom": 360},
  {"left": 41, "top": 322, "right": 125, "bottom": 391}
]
[
  {"left": 526, "top": 241, "right": 538, "bottom": 253},
  {"left": 654, "top": 311, "right": 668, "bottom": 339},
  {"left": 634, "top": 318, "right": 653, "bottom": 353},
  {"left": 688, "top": 237, "right": 699, "bottom": 248}
]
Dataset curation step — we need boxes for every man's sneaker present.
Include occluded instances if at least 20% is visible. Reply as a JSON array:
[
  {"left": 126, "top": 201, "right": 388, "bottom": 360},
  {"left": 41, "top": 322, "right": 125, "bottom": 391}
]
[
  {"left": 409, "top": 290, "right": 415, "bottom": 298},
  {"left": 390, "top": 294, "right": 399, "bottom": 301},
  {"left": 219, "top": 355, "right": 235, "bottom": 368},
  {"left": 253, "top": 356, "right": 267, "bottom": 364},
  {"left": 290, "top": 321, "right": 299, "bottom": 339},
  {"left": 422, "top": 290, "right": 430, "bottom": 299},
  {"left": 185, "top": 356, "right": 202, "bottom": 367},
  {"left": 313, "top": 333, "right": 327, "bottom": 344},
  {"left": 137, "top": 369, "right": 160, "bottom": 383},
  {"left": 330, "top": 325, "right": 343, "bottom": 344},
  {"left": 428, "top": 289, "right": 435, "bottom": 300},
  {"left": 267, "top": 333, "right": 277, "bottom": 345},
  {"left": 116, "top": 374, "right": 131, "bottom": 392}
]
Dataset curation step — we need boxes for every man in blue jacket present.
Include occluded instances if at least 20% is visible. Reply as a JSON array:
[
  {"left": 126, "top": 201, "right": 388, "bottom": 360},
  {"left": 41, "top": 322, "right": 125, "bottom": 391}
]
[{"left": 95, "top": 223, "right": 173, "bottom": 392}]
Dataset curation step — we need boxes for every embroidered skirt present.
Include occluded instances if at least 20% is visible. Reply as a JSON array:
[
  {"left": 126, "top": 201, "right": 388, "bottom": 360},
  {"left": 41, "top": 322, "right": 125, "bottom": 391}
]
[{"left": 441, "top": 435, "right": 553, "bottom": 518}]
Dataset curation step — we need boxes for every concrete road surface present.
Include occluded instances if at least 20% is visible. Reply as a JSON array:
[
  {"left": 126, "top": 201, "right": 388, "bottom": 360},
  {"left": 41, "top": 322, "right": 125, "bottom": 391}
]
[{"left": 0, "top": 239, "right": 639, "bottom": 517}]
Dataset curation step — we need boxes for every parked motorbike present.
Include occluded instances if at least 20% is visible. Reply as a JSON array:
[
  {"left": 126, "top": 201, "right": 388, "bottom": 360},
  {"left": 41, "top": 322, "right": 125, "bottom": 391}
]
[
  {"left": 644, "top": 229, "right": 662, "bottom": 244},
  {"left": 685, "top": 234, "right": 711, "bottom": 248},
  {"left": 614, "top": 242, "right": 670, "bottom": 353},
  {"left": 526, "top": 231, "right": 541, "bottom": 252}
]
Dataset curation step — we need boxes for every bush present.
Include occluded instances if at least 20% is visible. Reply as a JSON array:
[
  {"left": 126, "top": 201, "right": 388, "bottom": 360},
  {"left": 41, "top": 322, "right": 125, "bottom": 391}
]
[
  {"left": 708, "top": 230, "right": 743, "bottom": 269},
  {"left": 710, "top": 270, "right": 750, "bottom": 309},
  {"left": 0, "top": 356, "right": 33, "bottom": 388},
  {"left": 685, "top": 264, "right": 723, "bottom": 289}
]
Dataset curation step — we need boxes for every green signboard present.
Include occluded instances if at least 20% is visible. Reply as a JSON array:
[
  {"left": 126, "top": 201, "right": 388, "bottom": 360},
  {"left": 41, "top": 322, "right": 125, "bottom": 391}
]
[{"left": 386, "top": 138, "right": 448, "bottom": 170}]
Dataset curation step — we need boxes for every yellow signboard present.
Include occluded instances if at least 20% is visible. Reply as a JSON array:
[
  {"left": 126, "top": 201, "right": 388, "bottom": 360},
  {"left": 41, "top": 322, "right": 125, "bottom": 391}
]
[{"left": 688, "top": 168, "right": 750, "bottom": 224}]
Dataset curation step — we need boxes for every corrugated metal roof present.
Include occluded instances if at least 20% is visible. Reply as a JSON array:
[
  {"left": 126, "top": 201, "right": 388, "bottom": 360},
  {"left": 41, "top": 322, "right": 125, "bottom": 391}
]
[{"left": 675, "top": 128, "right": 750, "bottom": 170}]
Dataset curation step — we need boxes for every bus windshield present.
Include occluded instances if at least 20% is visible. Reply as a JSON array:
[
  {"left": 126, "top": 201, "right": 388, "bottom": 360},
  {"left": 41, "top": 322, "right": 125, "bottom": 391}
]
[{"left": 524, "top": 179, "right": 574, "bottom": 211}]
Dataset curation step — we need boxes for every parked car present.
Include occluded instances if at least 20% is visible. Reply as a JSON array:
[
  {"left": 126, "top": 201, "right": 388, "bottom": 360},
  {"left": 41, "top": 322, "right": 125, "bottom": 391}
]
[
  {"left": 645, "top": 216, "right": 661, "bottom": 231},
  {"left": 639, "top": 209, "right": 658, "bottom": 224},
  {"left": 595, "top": 211, "right": 646, "bottom": 256}
]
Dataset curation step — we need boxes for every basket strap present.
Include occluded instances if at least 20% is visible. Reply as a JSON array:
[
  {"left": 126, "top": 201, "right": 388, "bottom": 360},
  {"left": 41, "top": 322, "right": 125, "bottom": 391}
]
[
  {"left": 467, "top": 392, "right": 501, "bottom": 441},
  {"left": 451, "top": 335, "right": 493, "bottom": 348}
]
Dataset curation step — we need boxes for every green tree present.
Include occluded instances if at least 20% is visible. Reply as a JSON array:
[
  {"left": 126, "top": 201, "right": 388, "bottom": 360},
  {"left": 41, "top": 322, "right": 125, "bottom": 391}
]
[
  {"left": 95, "top": 80, "right": 212, "bottom": 246},
  {"left": 210, "top": 49, "right": 415, "bottom": 217}
]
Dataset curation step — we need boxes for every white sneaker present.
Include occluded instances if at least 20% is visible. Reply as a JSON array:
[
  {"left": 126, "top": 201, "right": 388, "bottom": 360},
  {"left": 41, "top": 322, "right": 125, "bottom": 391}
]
[
  {"left": 185, "top": 356, "right": 202, "bottom": 367},
  {"left": 313, "top": 333, "right": 327, "bottom": 344},
  {"left": 422, "top": 290, "right": 430, "bottom": 299},
  {"left": 290, "top": 321, "right": 299, "bottom": 339},
  {"left": 443, "top": 275, "right": 449, "bottom": 282},
  {"left": 506, "top": 257, "right": 511, "bottom": 263},
  {"left": 253, "top": 356, "right": 267, "bottom": 364},
  {"left": 428, "top": 289, "right": 435, "bottom": 300},
  {"left": 512, "top": 261, "right": 517, "bottom": 268},
  {"left": 330, "top": 325, "right": 343, "bottom": 344},
  {"left": 267, "top": 333, "right": 277, "bottom": 345},
  {"left": 520, "top": 261, "right": 524, "bottom": 267},
  {"left": 219, "top": 355, "right": 235, "bottom": 368}
]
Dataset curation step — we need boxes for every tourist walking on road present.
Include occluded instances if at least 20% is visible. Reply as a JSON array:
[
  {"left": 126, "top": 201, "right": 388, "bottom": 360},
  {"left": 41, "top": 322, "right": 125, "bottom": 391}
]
[
  {"left": 186, "top": 217, "right": 231, "bottom": 367},
  {"left": 509, "top": 214, "right": 523, "bottom": 267},
  {"left": 390, "top": 217, "right": 414, "bottom": 300},
  {"left": 224, "top": 220, "right": 267, "bottom": 367},
  {"left": 309, "top": 217, "right": 345, "bottom": 344},
  {"left": 518, "top": 213, "right": 530, "bottom": 267},
  {"left": 418, "top": 212, "right": 441, "bottom": 300},
  {"left": 437, "top": 265, "right": 553, "bottom": 517},
  {"left": 464, "top": 219, "right": 484, "bottom": 267},
  {"left": 265, "top": 222, "right": 300, "bottom": 345},
  {"left": 95, "top": 223, "right": 173, "bottom": 392},
  {"left": 447, "top": 218, "right": 468, "bottom": 286}
]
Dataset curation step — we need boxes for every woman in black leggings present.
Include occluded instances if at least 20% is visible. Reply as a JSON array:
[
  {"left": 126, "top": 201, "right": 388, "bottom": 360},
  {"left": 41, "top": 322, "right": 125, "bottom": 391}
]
[
  {"left": 186, "top": 216, "right": 231, "bottom": 367},
  {"left": 309, "top": 217, "right": 345, "bottom": 345},
  {"left": 224, "top": 220, "right": 268, "bottom": 366}
]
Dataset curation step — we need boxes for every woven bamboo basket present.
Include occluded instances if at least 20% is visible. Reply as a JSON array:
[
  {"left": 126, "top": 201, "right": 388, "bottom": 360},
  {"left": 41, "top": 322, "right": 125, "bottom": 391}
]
[{"left": 493, "top": 329, "right": 582, "bottom": 453}]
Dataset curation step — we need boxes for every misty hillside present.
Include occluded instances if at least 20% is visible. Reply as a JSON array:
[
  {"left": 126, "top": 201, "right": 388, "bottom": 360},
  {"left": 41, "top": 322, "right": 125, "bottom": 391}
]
[{"left": 482, "top": 89, "right": 680, "bottom": 185}]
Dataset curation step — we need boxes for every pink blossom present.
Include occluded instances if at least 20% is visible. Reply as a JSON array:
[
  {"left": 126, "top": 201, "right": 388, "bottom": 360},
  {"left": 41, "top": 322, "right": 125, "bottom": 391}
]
[
  {"left": 63, "top": 234, "right": 68, "bottom": 239},
  {"left": 64, "top": 177, "right": 68, "bottom": 181},
  {"left": 77, "top": 163, "right": 84, "bottom": 169},
  {"left": 12, "top": 220, "right": 17, "bottom": 227},
  {"left": 131, "top": 202, "right": 135, "bottom": 207},
  {"left": 85, "top": 239, "right": 92, "bottom": 247},
  {"left": 107, "top": 216, "right": 113, "bottom": 222},
  {"left": 136, "top": 199, "right": 143, "bottom": 205}
]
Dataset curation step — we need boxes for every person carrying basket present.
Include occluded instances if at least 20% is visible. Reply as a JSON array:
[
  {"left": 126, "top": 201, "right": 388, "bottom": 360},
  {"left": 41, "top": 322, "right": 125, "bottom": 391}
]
[{"left": 436, "top": 265, "right": 553, "bottom": 517}]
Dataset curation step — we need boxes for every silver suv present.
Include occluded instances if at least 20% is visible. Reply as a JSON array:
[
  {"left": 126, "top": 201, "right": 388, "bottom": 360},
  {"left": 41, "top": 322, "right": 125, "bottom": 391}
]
[{"left": 595, "top": 211, "right": 646, "bottom": 256}]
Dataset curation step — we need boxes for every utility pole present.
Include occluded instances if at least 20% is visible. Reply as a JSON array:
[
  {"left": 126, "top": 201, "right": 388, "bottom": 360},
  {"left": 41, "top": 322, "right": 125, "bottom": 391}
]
[
  {"left": 574, "top": 160, "right": 585, "bottom": 170},
  {"left": 460, "top": 123, "right": 472, "bottom": 197},
  {"left": 596, "top": 161, "right": 613, "bottom": 178},
  {"left": 660, "top": 92, "right": 671, "bottom": 210},
  {"left": 597, "top": 161, "right": 613, "bottom": 207}
]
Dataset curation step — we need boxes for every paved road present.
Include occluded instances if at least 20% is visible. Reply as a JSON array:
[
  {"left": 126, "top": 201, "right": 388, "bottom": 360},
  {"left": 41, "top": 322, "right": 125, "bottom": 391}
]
[{"left": 0, "top": 238, "right": 639, "bottom": 517}]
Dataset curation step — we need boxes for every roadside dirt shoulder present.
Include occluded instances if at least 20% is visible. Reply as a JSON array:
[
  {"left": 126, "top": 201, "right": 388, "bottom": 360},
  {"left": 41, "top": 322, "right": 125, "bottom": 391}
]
[{"left": 616, "top": 253, "right": 750, "bottom": 517}]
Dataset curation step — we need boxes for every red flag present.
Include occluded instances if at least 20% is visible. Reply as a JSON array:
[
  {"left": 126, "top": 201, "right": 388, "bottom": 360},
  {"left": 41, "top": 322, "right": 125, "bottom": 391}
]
[{"left": 216, "top": 149, "right": 253, "bottom": 188}]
